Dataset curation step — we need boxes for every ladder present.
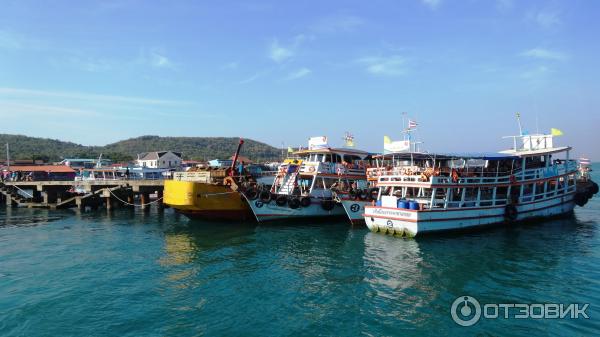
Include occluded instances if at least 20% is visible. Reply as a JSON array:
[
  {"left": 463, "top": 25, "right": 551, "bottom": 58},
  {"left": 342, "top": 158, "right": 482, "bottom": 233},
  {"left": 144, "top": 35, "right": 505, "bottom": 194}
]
[{"left": 278, "top": 170, "right": 299, "bottom": 195}]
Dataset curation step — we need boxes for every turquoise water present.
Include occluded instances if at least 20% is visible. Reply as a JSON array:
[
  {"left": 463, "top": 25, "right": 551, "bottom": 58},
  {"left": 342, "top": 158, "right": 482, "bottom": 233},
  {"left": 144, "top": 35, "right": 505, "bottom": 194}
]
[{"left": 1, "top": 169, "right": 599, "bottom": 336}]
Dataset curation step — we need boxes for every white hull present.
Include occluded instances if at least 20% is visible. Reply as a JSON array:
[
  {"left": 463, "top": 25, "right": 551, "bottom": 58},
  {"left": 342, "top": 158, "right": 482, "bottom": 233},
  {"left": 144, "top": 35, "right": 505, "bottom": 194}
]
[
  {"left": 340, "top": 199, "right": 371, "bottom": 225},
  {"left": 245, "top": 197, "right": 345, "bottom": 222},
  {"left": 364, "top": 193, "right": 575, "bottom": 237}
]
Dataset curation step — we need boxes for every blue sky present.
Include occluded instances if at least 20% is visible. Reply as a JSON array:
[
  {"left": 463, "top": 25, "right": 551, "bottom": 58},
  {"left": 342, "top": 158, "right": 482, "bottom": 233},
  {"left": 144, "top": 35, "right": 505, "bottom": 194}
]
[{"left": 1, "top": 0, "right": 599, "bottom": 159}]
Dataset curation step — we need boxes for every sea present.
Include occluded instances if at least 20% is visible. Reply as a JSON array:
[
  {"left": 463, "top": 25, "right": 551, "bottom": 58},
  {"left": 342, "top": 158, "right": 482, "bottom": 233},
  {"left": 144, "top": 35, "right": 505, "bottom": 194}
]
[{"left": 1, "top": 165, "right": 598, "bottom": 336}]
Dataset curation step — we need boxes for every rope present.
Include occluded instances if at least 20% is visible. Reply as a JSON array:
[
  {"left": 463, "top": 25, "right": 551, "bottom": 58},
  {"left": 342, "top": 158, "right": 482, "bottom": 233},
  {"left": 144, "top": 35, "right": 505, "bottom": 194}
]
[
  {"left": 202, "top": 191, "right": 238, "bottom": 197},
  {"left": 108, "top": 189, "right": 164, "bottom": 207}
]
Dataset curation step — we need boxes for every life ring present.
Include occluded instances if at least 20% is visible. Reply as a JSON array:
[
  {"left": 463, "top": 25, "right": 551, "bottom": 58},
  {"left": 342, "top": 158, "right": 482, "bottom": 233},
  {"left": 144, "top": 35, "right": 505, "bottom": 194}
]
[
  {"left": 259, "top": 190, "right": 272, "bottom": 203},
  {"left": 368, "top": 188, "right": 379, "bottom": 201},
  {"left": 275, "top": 195, "right": 287, "bottom": 206},
  {"left": 359, "top": 189, "right": 369, "bottom": 200},
  {"left": 574, "top": 193, "right": 588, "bottom": 207},
  {"left": 300, "top": 196, "right": 311, "bottom": 207},
  {"left": 591, "top": 182, "right": 599, "bottom": 195},
  {"left": 321, "top": 199, "right": 335, "bottom": 211},
  {"left": 308, "top": 166, "right": 316, "bottom": 173},
  {"left": 288, "top": 197, "right": 300, "bottom": 209},
  {"left": 245, "top": 188, "right": 258, "bottom": 200},
  {"left": 504, "top": 204, "right": 518, "bottom": 222}
]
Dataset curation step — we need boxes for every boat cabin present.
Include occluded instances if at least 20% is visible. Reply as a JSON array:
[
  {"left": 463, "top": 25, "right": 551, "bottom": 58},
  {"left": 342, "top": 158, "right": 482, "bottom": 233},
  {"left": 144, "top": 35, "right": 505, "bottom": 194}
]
[
  {"left": 272, "top": 147, "right": 371, "bottom": 197},
  {"left": 375, "top": 134, "right": 578, "bottom": 211}
]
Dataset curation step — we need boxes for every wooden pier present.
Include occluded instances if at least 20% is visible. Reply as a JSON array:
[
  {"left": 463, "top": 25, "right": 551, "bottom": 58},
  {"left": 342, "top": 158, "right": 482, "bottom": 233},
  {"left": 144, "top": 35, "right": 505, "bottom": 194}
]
[{"left": 0, "top": 180, "right": 165, "bottom": 211}]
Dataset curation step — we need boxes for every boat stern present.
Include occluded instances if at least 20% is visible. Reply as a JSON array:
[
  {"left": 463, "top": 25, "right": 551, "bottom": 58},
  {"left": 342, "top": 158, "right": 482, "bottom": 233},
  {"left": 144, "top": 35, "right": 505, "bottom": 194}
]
[{"left": 363, "top": 206, "right": 419, "bottom": 237}]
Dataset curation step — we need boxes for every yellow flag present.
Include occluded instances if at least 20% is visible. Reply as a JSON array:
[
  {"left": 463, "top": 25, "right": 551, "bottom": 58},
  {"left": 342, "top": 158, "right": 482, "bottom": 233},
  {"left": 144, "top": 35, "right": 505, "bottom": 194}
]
[
  {"left": 384, "top": 136, "right": 392, "bottom": 144},
  {"left": 287, "top": 146, "right": 294, "bottom": 153},
  {"left": 551, "top": 128, "right": 564, "bottom": 136}
]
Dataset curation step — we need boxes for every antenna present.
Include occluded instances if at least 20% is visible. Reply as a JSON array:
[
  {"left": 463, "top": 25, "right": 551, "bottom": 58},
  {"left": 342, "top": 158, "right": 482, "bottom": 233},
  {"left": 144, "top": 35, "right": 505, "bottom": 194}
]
[
  {"left": 516, "top": 112, "right": 523, "bottom": 136},
  {"left": 5, "top": 143, "right": 9, "bottom": 170}
]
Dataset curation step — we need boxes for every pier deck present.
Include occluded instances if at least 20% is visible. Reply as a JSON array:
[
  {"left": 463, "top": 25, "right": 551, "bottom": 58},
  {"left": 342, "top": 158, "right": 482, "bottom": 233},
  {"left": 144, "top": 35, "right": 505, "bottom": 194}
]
[{"left": 0, "top": 180, "right": 165, "bottom": 210}]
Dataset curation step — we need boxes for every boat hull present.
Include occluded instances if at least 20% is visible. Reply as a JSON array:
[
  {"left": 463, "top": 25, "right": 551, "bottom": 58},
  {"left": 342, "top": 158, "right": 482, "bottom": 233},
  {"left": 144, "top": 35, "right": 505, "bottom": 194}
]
[
  {"left": 245, "top": 196, "right": 345, "bottom": 222},
  {"left": 339, "top": 198, "right": 371, "bottom": 225},
  {"left": 163, "top": 180, "right": 252, "bottom": 220},
  {"left": 364, "top": 193, "right": 576, "bottom": 237}
]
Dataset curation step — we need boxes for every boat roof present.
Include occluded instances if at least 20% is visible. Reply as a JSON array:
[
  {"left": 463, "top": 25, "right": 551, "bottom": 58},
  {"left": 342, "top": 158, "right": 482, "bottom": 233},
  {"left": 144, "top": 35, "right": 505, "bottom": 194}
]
[
  {"left": 294, "top": 147, "right": 371, "bottom": 158},
  {"left": 373, "top": 152, "right": 519, "bottom": 161},
  {"left": 8, "top": 165, "right": 76, "bottom": 173},
  {"left": 499, "top": 146, "right": 571, "bottom": 157}
]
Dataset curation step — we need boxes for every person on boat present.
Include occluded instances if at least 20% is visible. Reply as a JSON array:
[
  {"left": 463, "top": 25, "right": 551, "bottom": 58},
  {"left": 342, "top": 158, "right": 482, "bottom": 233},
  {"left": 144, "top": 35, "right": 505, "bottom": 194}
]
[{"left": 125, "top": 168, "right": 130, "bottom": 180}]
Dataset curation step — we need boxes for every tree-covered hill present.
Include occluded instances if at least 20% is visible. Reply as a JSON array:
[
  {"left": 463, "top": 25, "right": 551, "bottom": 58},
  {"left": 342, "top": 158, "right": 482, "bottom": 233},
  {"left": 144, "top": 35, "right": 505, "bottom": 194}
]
[{"left": 0, "top": 134, "right": 281, "bottom": 162}]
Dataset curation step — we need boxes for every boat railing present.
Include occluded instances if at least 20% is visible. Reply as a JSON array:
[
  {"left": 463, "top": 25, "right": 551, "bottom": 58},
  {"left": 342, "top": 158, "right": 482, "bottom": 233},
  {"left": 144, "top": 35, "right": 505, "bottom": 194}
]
[
  {"left": 378, "top": 162, "right": 578, "bottom": 186},
  {"left": 299, "top": 161, "right": 366, "bottom": 176}
]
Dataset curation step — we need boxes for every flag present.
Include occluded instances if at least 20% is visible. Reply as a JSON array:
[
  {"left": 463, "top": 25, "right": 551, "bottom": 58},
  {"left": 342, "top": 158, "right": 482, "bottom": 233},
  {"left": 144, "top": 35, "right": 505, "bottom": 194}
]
[
  {"left": 384, "top": 136, "right": 391, "bottom": 144},
  {"left": 516, "top": 112, "right": 521, "bottom": 118},
  {"left": 551, "top": 128, "right": 564, "bottom": 136},
  {"left": 287, "top": 146, "right": 294, "bottom": 153},
  {"left": 345, "top": 139, "right": 354, "bottom": 147},
  {"left": 408, "top": 120, "right": 418, "bottom": 129}
]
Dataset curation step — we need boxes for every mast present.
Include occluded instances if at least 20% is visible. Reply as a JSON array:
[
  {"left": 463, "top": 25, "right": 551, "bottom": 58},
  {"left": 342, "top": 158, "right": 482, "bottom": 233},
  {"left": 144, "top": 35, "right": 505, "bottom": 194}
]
[
  {"left": 516, "top": 112, "right": 523, "bottom": 136},
  {"left": 230, "top": 138, "right": 244, "bottom": 176},
  {"left": 6, "top": 143, "right": 9, "bottom": 170}
]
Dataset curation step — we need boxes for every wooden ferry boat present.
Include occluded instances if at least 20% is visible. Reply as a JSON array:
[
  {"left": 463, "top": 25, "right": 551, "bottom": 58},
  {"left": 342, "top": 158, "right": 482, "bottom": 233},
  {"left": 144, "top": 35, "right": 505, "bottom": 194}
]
[
  {"left": 163, "top": 139, "right": 261, "bottom": 220},
  {"left": 244, "top": 136, "right": 370, "bottom": 222},
  {"left": 364, "top": 131, "right": 598, "bottom": 237},
  {"left": 336, "top": 120, "right": 424, "bottom": 225}
]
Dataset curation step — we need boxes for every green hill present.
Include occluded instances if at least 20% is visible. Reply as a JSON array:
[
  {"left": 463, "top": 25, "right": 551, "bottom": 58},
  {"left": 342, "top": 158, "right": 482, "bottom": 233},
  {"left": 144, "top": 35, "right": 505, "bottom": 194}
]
[{"left": 0, "top": 134, "right": 281, "bottom": 163}]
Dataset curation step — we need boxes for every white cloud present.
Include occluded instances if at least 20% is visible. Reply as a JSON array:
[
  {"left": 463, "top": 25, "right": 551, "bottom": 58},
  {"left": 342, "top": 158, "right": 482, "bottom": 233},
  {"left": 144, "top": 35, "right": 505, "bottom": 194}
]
[
  {"left": 421, "top": 0, "right": 442, "bottom": 10},
  {"left": 150, "top": 52, "right": 174, "bottom": 68},
  {"left": 267, "top": 35, "right": 309, "bottom": 63},
  {"left": 0, "top": 87, "right": 190, "bottom": 106},
  {"left": 268, "top": 40, "right": 294, "bottom": 63},
  {"left": 136, "top": 48, "right": 176, "bottom": 69},
  {"left": 285, "top": 68, "right": 312, "bottom": 81},
  {"left": 532, "top": 9, "right": 561, "bottom": 29},
  {"left": 520, "top": 48, "right": 567, "bottom": 61},
  {"left": 310, "top": 14, "right": 365, "bottom": 34},
  {"left": 68, "top": 57, "right": 113, "bottom": 72},
  {"left": 357, "top": 55, "right": 408, "bottom": 76},
  {"left": 520, "top": 65, "right": 551, "bottom": 79}
]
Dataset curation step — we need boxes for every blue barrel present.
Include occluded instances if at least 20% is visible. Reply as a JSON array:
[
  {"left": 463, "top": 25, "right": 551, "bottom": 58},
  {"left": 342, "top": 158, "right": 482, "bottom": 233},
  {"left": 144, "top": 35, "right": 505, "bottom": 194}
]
[
  {"left": 398, "top": 200, "right": 409, "bottom": 209},
  {"left": 376, "top": 200, "right": 382, "bottom": 207},
  {"left": 409, "top": 201, "right": 420, "bottom": 210}
]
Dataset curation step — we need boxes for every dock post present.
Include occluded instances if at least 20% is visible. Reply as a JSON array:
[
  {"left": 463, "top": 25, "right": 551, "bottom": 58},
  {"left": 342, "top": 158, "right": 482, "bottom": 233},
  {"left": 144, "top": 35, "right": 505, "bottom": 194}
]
[
  {"left": 43, "top": 191, "right": 58, "bottom": 205},
  {"left": 141, "top": 192, "right": 150, "bottom": 211},
  {"left": 105, "top": 197, "right": 112, "bottom": 210},
  {"left": 32, "top": 190, "right": 42, "bottom": 203},
  {"left": 157, "top": 190, "right": 164, "bottom": 212}
]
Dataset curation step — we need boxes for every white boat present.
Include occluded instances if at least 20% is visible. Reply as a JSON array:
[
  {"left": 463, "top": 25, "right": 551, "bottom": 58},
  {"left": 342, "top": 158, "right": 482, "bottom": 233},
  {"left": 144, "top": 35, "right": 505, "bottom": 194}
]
[
  {"left": 337, "top": 119, "right": 426, "bottom": 225},
  {"left": 244, "top": 136, "right": 370, "bottom": 222},
  {"left": 364, "top": 130, "right": 597, "bottom": 237}
]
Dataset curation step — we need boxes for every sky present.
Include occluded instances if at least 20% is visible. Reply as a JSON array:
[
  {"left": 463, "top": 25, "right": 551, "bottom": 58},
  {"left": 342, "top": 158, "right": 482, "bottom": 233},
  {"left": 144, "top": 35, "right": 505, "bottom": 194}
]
[{"left": 1, "top": 0, "right": 599, "bottom": 159}]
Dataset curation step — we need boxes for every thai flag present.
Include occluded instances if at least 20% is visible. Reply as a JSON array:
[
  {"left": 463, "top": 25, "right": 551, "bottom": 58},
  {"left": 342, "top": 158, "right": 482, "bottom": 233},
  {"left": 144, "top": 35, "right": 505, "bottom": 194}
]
[{"left": 408, "top": 120, "right": 418, "bottom": 129}]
